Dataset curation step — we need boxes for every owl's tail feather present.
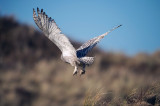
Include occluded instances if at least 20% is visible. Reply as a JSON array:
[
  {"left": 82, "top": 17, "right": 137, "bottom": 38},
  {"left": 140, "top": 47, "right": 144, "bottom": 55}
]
[{"left": 78, "top": 57, "right": 95, "bottom": 66}]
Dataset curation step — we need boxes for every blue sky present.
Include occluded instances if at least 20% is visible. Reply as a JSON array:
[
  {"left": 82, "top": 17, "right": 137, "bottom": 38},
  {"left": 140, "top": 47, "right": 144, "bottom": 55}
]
[{"left": 0, "top": 0, "right": 160, "bottom": 55}]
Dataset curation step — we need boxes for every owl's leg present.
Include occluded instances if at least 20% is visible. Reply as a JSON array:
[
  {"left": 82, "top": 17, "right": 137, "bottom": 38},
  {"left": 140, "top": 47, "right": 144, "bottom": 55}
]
[
  {"left": 73, "top": 66, "right": 78, "bottom": 76},
  {"left": 80, "top": 64, "right": 86, "bottom": 75}
]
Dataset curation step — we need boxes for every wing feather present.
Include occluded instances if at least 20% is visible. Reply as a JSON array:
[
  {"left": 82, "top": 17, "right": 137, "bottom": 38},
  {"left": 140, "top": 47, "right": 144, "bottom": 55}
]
[
  {"left": 76, "top": 25, "right": 122, "bottom": 58},
  {"left": 33, "top": 8, "right": 76, "bottom": 56}
]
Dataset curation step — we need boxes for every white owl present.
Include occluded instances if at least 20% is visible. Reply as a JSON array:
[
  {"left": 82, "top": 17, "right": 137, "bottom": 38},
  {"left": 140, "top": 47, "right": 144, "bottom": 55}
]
[{"left": 33, "top": 8, "right": 121, "bottom": 75}]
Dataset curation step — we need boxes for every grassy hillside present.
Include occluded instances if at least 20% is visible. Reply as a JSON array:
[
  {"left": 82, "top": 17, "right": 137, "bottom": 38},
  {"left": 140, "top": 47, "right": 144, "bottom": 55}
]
[{"left": 0, "top": 16, "right": 160, "bottom": 106}]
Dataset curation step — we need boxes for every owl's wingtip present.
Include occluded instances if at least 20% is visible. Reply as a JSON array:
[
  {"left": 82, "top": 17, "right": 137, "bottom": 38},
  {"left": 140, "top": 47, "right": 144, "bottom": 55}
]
[{"left": 118, "top": 24, "right": 122, "bottom": 27}]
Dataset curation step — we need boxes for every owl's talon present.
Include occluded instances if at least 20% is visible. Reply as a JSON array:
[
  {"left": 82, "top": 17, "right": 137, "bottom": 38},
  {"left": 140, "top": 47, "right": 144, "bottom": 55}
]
[
  {"left": 80, "top": 70, "right": 85, "bottom": 75},
  {"left": 73, "top": 66, "right": 78, "bottom": 76}
]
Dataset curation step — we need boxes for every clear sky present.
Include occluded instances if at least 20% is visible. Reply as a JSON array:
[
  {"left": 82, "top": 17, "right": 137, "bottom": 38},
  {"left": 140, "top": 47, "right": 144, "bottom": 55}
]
[{"left": 0, "top": 0, "right": 160, "bottom": 55}]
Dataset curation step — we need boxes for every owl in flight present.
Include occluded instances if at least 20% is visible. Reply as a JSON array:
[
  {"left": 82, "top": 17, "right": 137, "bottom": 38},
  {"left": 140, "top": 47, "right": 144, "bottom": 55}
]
[{"left": 33, "top": 8, "right": 122, "bottom": 75}]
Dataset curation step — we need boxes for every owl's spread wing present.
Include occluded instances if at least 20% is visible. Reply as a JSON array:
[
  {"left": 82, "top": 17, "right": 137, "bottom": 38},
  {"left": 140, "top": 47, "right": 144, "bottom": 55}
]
[
  {"left": 76, "top": 25, "right": 122, "bottom": 58},
  {"left": 33, "top": 8, "right": 76, "bottom": 55}
]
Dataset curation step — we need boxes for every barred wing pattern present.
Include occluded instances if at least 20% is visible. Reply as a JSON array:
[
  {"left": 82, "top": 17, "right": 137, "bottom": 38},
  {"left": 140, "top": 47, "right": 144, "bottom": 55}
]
[
  {"left": 76, "top": 25, "right": 122, "bottom": 58},
  {"left": 76, "top": 37, "right": 98, "bottom": 58},
  {"left": 78, "top": 57, "right": 94, "bottom": 65},
  {"left": 33, "top": 8, "right": 76, "bottom": 54}
]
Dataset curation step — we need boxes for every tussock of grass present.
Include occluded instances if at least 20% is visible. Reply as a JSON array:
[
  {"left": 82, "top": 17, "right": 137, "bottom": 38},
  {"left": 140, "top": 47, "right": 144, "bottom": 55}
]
[{"left": 84, "top": 88, "right": 103, "bottom": 106}]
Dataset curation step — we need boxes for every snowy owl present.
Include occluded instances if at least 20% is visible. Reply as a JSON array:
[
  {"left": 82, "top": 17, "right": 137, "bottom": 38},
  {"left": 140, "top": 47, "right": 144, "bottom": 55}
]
[{"left": 33, "top": 8, "right": 122, "bottom": 75}]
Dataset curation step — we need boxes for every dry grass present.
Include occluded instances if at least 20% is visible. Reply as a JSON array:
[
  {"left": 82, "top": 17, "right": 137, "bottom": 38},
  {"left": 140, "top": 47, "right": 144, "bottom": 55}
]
[
  {"left": 83, "top": 87, "right": 103, "bottom": 106},
  {"left": 1, "top": 55, "right": 160, "bottom": 106}
]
